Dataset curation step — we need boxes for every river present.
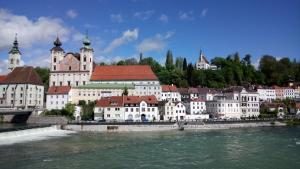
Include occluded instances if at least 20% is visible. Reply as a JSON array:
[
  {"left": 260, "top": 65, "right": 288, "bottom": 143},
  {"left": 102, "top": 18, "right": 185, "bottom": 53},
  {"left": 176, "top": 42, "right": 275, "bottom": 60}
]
[{"left": 0, "top": 126, "right": 299, "bottom": 169}]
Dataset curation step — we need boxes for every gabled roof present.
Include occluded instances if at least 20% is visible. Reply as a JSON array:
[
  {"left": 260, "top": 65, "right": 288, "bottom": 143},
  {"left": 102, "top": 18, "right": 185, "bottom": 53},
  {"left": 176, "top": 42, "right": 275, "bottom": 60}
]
[
  {"left": 199, "top": 52, "right": 209, "bottom": 64},
  {"left": 162, "top": 85, "right": 178, "bottom": 92},
  {"left": 95, "top": 95, "right": 158, "bottom": 107},
  {"left": 0, "top": 75, "right": 7, "bottom": 82},
  {"left": 47, "top": 86, "right": 71, "bottom": 95},
  {"left": 0, "top": 66, "right": 43, "bottom": 85},
  {"left": 91, "top": 65, "right": 158, "bottom": 81}
]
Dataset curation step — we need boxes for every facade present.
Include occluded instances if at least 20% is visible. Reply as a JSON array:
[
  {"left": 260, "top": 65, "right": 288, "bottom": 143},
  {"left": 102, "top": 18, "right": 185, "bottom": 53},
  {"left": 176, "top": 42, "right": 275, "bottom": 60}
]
[
  {"left": 161, "top": 84, "right": 181, "bottom": 101},
  {"left": 90, "top": 65, "right": 162, "bottom": 100},
  {"left": 69, "top": 83, "right": 135, "bottom": 104},
  {"left": 189, "top": 98, "right": 206, "bottom": 114},
  {"left": 0, "top": 67, "right": 44, "bottom": 109},
  {"left": 8, "top": 35, "right": 22, "bottom": 71},
  {"left": 283, "top": 87, "right": 295, "bottom": 99},
  {"left": 257, "top": 87, "right": 276, "bottom": 102},
  {"left": 198, "top": 87, "right": 218, "bottom": 101},
  {"left": 49, "top": 36, "right": 94, "bottom": 87},
  {"left": 223, "top": 87, "right": 260, "bottom": 118},
  {"left": 163, "top": 100, "right": 186, "bottom": 121},
  {"left": 177, "top": 87, "right": 198, "bottom": 101},
  {"left": 196, "top": 51, "right": 217, "bottom": 70},
  {"left": 46, "top": 86, "right": 71, "bottom": 110},
  {"left": 273, "top": 86, "right": 284, "bottom": 100},
  {"left": 94, "top": 95, "right": 159, "bottom": 122},
  {"left": 206, "top": 95, "right": 241, "bottom": 119}
]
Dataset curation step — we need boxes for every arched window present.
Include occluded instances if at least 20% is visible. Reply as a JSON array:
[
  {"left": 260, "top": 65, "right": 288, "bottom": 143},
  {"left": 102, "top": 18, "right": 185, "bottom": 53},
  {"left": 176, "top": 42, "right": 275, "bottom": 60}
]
[
  {"left": 16, "top": 59, "right": 19, "bottom": 65},
  {"left": 10, "top": 59, "right": 14, "bottom": 64},
  {"left": 69, "top": 66, "right": 71, "bottom": 70},
  {"left": 84, "top": 56, "right": 87, "bottom": 62},
  {"left": 54, "top": 57, "right": 56, "bottom": 63}
]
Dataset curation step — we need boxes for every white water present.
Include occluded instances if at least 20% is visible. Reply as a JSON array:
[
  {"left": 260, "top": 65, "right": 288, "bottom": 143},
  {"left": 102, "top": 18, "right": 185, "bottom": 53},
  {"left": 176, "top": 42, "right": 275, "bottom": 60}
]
[{"left": 0, "top": 125, "right": 76, "bottom": 146}]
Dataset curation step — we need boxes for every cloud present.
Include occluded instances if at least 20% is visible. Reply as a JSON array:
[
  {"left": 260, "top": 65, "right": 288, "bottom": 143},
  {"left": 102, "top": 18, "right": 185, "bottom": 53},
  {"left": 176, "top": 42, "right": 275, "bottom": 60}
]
[
  {"left": 0, "top": 60, "right": 9, "bottom": 74},
  {"left": 134, "top": 10, "right": 155, "bottom": 20},
  {"left": 103, "top": 28, "right": 139, "bottom": 53},
  {"left": 110, "top": 14, "right": 123, "bottom": 23},
  {"left": 179, "top": 11, "right": 194, "bottom": 21},
  {"left": 137, "top": 31, "right": 175, "bottom": 53},
  {"left": 66, "top": 9, "right": 77, "bottom": 19},
  {"left": 158, "top": 14, "right": 168, "bottom": 23},
  {"left": 201, "top": 9, "right": 208, "bottom": 17},
  {"left": 24, "top": 49, "right": 50, "bottom": 68},
  {"left": 0, "top": 9, "right": 70, "bottom": 51}
]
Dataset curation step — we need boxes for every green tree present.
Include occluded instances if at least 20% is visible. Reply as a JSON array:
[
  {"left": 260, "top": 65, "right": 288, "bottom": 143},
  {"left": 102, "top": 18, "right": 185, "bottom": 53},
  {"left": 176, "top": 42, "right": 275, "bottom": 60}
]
[
  {"left": 165, "top": 50, "right": 174, "bottom": 70},
  {"left": 183, "top": 58, "right": 187, "bottom": 71},
  {"left": 122, "top": 87, "right": 128, "bottom": 96}
]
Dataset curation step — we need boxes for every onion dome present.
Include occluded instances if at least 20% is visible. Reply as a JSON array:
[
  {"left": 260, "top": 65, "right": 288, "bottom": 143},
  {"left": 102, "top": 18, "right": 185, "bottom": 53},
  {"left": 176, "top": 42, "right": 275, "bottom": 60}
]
[
  {"left": 51, "top": 36, "right": 64, "bottom": 52},
  {"left": 9, "top": 34, "right": 21, "bottom": 54}
]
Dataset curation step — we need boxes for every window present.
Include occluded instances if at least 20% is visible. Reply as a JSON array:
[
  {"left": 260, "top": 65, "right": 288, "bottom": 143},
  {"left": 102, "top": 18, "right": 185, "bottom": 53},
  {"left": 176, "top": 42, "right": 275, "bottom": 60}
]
[
  {"left": 125, "top": 108, "right": 128, "bottom": 112},
  {"left": 20, "top": 87, "right": 23, "bottom": 91},
  {"left": 69, "top": 66, "right": 71, "bottom": 70},
  {"left": 60, "top": 81, "right": 63, "bottom": 86},
  {"left": 53, "top": 82, "right": 55, "bottom": 86},
  {"left": 20, "top": 93, "right": 23, "bottom": 97},
  {"left": 83, "top": 81, "right": 86, "bottom": 85},
  {"left": 83, "top": 65, "right": 86, "bottom": 70},
  {"left": 68, "top": 81, "right": 71, "bottom": 86},
  {"left": 76, "top": 81, "right": 79, "bottom": 86},
  {"left": 20, "top": 100, "right": 22, "bottom": 104},
  {"left": 53, "top": 65, "right": 56, "bottom": 70},
  {"left": 10, "top": 59, "right": 13, "bottom": 64},
  {"left": 54, "top": 57, "right": 56, "bottom": 63},
  {"left": 107, "top": 114, "right": 110, "bottom": 117},
  {"left": 84, "top": 56, "right": 87, "bottom": 62}
]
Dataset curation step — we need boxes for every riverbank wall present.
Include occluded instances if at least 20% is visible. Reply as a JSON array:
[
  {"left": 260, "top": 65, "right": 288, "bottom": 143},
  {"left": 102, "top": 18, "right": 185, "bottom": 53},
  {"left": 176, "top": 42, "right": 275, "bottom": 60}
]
[{"left": 63, "top": 121, "right": 286, "bottom": 132}]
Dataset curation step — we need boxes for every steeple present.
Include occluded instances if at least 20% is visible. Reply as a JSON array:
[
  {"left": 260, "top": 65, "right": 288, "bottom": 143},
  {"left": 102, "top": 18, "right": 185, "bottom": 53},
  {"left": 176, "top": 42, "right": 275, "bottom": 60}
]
[
  {"left": 51, "top": 36, "right": 64, "bottom": 52},
  {"left": 82, "top": 31, "right": 92, "bottom": 50},
  {"left": 9, "top": 34, "right": 21, "bottom": 54}
]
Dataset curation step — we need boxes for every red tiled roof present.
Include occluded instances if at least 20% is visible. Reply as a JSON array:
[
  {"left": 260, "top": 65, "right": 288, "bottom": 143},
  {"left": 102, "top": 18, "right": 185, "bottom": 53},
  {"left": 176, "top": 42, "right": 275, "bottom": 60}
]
[
  {"left": 162, "top": 85, "right": 178, "bottom": 92},
  {"left": 178, "top": 88, "right": 189, "bottom": 94},
  {"left": 0, "top": 75, "right": 7, "bottom": 82},
  {"left": 47, "top": 86, "right": 71, "bottom": 95},
  {"left": 0, "top": 67, "right": 43, "bottom": 85},
  {"left": 91, "top": 65, "right": 158, "bottom": 81},
  {"left": 95, "top": 95, "right": 158, "bottom": 107}
]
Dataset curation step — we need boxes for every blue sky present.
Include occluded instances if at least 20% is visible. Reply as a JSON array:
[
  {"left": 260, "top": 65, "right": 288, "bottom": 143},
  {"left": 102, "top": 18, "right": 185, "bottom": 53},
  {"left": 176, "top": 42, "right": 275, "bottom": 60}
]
[{"left": 0, "top": 0, "right": 299, "bottom": 73}]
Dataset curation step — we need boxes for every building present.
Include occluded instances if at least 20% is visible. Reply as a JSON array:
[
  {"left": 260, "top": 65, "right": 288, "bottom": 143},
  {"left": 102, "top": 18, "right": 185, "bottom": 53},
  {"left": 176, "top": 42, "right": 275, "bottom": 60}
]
[
  {"left": 49, "top": 35, "right": 94, "bottom": 87},
  {"left": 256, "top": 87, "right": 276, "bottom": 102},
  {"left": 161, "top": 84, "right": 181, "bottom": 101},
  {"left": 0, "top": 67, "right": 44, "bottom": 109},
  {"left": 196, "top": 50, "right": 217, "bottom": 70},
  {"left": 69, "top": 83, "right": 135, "bottom": 104},
  {"left": 162, "top": 100, "right": 186, "bottom": 121},
  {"left": 8, "top": 35, "right": 23, "bottom": 71},
  {"left": 206, "top": 95, "right": 241, "bottom": 119},
  {"left": 223, "top": 87, "right": 260, "bottom": 118},
  {"left": 177, "top": 87, "right": 198, "bottom": 102},
  {"left": 198, "top": 87, "right": 218, "bottom": 101},
  {"left": 94, "top": 95, "right": 159, "bottom": 122},
  {"left": 46, "top": 86, "right": 71, "bottom": 110},
  {"left": 90, "top": 65, "right": 162, "bottom": 100},
  {"left": 273, "top": 86, "right": 284, "bottom": 100},
  {"left": 273, "top": 86, "right": 295, "bottom": 100},
  {"left": 189, "top": 98, "right": 206, "bottom": 114}
]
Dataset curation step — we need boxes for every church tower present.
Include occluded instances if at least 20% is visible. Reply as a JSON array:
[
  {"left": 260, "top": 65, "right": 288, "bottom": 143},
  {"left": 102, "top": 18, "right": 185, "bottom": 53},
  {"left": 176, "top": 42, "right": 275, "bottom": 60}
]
[
  {"left": 80, "top": 33, "right": 94, "bottom": 75},
  {"left": 8, "top": 34, "right": 22, "bottom": 71},
  {"left": 50, "top": 37, "right": 65, "bottom": 72}
]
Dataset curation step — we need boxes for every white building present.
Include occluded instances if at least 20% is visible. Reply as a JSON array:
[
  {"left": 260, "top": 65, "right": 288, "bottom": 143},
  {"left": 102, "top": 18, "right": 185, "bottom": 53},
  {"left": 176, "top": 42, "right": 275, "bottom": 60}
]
[
  {"left": 49, "top": 35, "right": 93, "bottom": 87},
  {"left": 198, "top": 87, "right": 218, "bottom": 101},
  {"left": 206, "top": 95, "right": 241, "bottom": 119},
  {"left": 94, "top": 95, "right": 159, "bottom": 122},
  {"left": 283, "top": 87, "right": 295, "bottom": 99},
  {"left": 163, "top": 100, "right": 186, "bottom": 121},
  {"left": 224, "top": 87, "right": 260, "bottom": 118},
  {"left": 0, "top": 67, "right": 44, "bottom": 109},
  {"left": 46, "top": 86, "right": 71, "bottom": 110},
  {"left": 257, "top": 87, "right": 276, "bottom": 102},
  {"left": 190, "top": 98, "right": 206, "bottom": 114},
  {"left": 196, "top": 50, "right": 217, "bottom": 70},
  {"left": 161, "top": 84, "right": 181, "bottom": 101},
  {"left": 90, "top": 65, "right": 162, "bottom": 100}
]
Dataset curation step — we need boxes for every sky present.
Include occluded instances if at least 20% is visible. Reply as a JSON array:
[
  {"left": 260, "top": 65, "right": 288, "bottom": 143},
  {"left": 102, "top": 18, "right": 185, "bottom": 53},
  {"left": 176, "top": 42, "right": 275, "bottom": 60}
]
[{"left": 0, "top": 0, "right": 299, "bottom": 74}]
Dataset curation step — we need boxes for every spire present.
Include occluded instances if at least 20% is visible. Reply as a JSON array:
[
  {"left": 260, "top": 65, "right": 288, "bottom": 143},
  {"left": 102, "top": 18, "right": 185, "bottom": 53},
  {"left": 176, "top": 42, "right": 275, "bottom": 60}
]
[
  {"left": 82, "top": 30, "right": 92, "bottom": 50},
  {"left": 9, "top": 33, "right": 21, "bottom": 54},
  {"left": 54, "top": 36, "right": 62, "bottom": 47}
]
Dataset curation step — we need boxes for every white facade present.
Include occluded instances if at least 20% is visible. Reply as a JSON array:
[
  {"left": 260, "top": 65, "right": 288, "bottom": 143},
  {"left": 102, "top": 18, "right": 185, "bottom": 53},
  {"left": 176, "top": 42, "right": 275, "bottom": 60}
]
[
  {"left": 206, "top": 95, "right": 241, "bottom": 119},
  {"left": 190, "top": 99, "right": 206, "bottom": 114},
  {"left": 161, "top": 91, "right": 181, "bottom": 102},
  {"left": 0, "top": 84, "right": 44, "bottom": 109},
  {"left": 283, "top": 88, "right": 295, "bottom": 99},
  {"left": 257, "top": 88, "right": 276, "bottom": 102},
  {"left": 196, "top": 51, "right": 217, "bottom": 70},
  {"left": 163, "top": 100, "right": 186, "bottom": 121},
  {"left": 46, "top": 94, "right": 69, "bottom": 110},
  {"left": 91, "top": 80, "right": 162, "bottom": 101}
]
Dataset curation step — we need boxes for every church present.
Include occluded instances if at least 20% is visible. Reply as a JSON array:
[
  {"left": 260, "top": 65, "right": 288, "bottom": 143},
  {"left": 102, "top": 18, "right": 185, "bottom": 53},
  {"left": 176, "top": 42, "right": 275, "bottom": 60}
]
[{"left": 49, "top": 34, "right": 94, "bottom": 87}]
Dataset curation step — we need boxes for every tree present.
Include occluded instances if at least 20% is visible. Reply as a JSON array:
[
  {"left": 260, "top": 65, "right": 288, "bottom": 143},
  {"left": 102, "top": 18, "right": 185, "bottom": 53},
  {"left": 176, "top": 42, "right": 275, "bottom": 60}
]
[
  {"left": 122, "top": 87, "right": 128, "bottom": 96},
  {"left": 81, "top": 101, "right": 95, "bottom": 120},
  {"left": 139, "top": 52, "right": 143, "bottom": 63},
  {"left": 183, "top": 58, "right": 187, "bottom": 71},
  {"left": 165, "top": 50, "right": 174, "bottom": 70},
  {"left": 35, "top": 67, "right": 50, "bottom": 90},
  {"left": 175, "top": 57, "right": 184, "bottom": 71},
  {"left": 186, "top": 63, "right": 194, "bottom": 86}
]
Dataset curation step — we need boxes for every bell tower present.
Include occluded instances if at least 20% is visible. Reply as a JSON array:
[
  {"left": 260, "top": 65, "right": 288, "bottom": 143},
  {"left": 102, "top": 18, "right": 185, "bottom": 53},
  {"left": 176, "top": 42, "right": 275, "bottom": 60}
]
[
  {"left": 80, "top": 32, "right": 94, "bottom": 75},
  {"left": 50, "top": 36, "right": 65, "bottom": 72},
  {"left": 8, "top": 34, "right": 22, "bottom": 71}
]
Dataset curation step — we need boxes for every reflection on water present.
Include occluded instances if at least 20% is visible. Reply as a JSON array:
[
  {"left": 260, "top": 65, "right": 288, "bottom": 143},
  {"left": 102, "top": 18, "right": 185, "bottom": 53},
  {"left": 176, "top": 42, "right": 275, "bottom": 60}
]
[{"left": 0, "top": 127, "right": 299, "bottom": 169}]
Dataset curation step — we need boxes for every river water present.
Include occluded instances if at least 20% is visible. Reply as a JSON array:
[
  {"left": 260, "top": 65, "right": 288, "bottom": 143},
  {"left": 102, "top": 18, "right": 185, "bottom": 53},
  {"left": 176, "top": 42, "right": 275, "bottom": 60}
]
[{"left": 0, "top": 126, "right": 300, "bottom": 169}]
